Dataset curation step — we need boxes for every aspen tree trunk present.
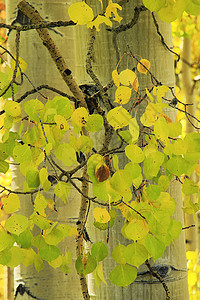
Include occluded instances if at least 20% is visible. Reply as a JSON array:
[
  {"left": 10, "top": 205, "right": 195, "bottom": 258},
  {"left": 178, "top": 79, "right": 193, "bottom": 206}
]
[
  {"left": 6, "top": 1, "right": 83, "bottom": 299},
  {"left": 182, "top": 37, "right": 198, "bottom": 252},
  {"left": 74, "top": 1, "right": 189, "bottom": 299}
]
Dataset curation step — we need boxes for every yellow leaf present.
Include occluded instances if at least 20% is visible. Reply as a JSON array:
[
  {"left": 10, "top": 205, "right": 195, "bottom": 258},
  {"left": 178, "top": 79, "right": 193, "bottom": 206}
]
[
  {"left": 137, "top": 59, "right": 151, "bottom": 74},
  {"left": 96, "top": 262, "right": 107, "bottom": 285},
  {"left": 3, "top": 194, "right": 20, "bottom": 214},
  {"left": 153, "top": 85, "right": 169, "bottom": 103},
  {"left": 87, "top": 15, "right": 112, "bottom": 31},
  {"left": 69, "top": 226, "right": 78, "bottom": 237},
  {"left": 93, "top": 207, "right": 110, "bottom": 223},
  {"left": 112, "top": 69, "right": 120, "bottom": 87},
  {"left": 71, "top": 107, "right": 89, "bottom": 128},
  {"left": 114, "top": 86, "right": 132, "bottom": 104},
  {"left": 146, "top": 88, "right": 153, "bottom": 102},
  {"left": 68, "top": 2, "right": 94, "bottom": 25},
  {"left": 11, "top": 56, "right": 27, "bottom": 77},
  {"left": 105, "top": 0, "right": 122, "bottom": 23},
  {"left": 54, "top": 115, "right": 69, "bottom": 131},
  {"left": 132, "top": 77, "right": 139, "bottom": 92},
  {"left": 119, "top": 69, "right": 137, "bottom": 86},
  {"left": 159, "top": 113, "right": 172, "bottom": 123}
]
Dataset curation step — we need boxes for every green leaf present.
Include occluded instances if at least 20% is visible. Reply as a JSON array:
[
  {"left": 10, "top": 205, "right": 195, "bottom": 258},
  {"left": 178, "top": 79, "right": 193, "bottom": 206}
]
[
  {"left": 0, "top": 229, "right": 15, "bottom": 251},
  {"left": 182, "top": 178, "right": 198, "bottom": 195},
  {"left": 32, "top": 214, "right": 50, "bottom": 230},
  {"left": 125, "top": 243, "right": 149, "bottom": 268},
  {"left": 44, "top": 227, "right": 64, "bottom": 245},
  {"left": 54, "top": 181, "right": 71, "bottom": 203},
  {"left": 142, "top": 0, "right": 165, "bottom": 12},
  {"left": 146, "top": 184, "right": 161, "bottom": 202},
  {"left": 154, "top": 117, "right": 169, "bottom": 142},
  {"left": 118, "top": 130, "right": 132, "bottom": 144},
  {"left": 16, "top": 229, "right": 33, "bottom": 248},
  {"left": 107, "top": 106, "right": 131, "bottom": 129},
  {"left": 109, "top": 264, "right": 137, "bottom": 287},
  {"left": 145, "top": 234, "right": 165, "bottom": 260},
  {"left": 124, "top": 162, "right": 141, "bottom": 180},
  {"left": 143, "top": 151, "right": 164, "bottom": 179},
  {"left": 166, "top": 156, "right": 191, "bottom": 176},
  {"left": 91, "top": 242, "right": 108, "bottom": 262},
  {"left": 3, "top": 194, "right": 20, "bottom": 214},
  {"left": 4, "top": 100, "right": 22, "bottom": 118},
  {"left": 5, "top": 214, "right": 28, "bottom": 235},
  {"left": 54, "top": 143, "right": 77, "bottom": 166},
  {"left": 110, "top": 169, "right": 132, "bottom": 196},
  {"left": 7, "top": 246, "right": 25, "bottom": 267},
  {"left": 86, "top": 114, "right": 104, "bottom": 132},
  {"left": 34, "top": 192, "right": 47, "bottom": 213},
  {"left": 158, "top": 175, "right": 170, "bottom": 191},
  {"left": 26, "top": 169, "right": 40, "bottom": 188},
  {"left": 125, "top": 219, "right": 148, "bottom": 241},
  {"left": 157, "top": 0, "right": 188, "bottom": 23},
  {"left": 75, "top": 135, "right": 93, "bottom": 154},
  {"left": 0, "top": 249, "right": 12, "bottom": 265},
  {"left": 13, "top": 144, "right": 32, "bottom": 163},
  {"left": 84, "top": 253, "right": 97, "bottom": 275},
  {"left": 125, "top": 144, "right": 144, "bottom": 163},
  {"left": 112, "top": 244, "right": 126, "bottom": 264},
  {"left": 0, "top": 160, "right": 9, "bottom": 174},
  {"left": 23, "top": 99, "right": 44, "bottom": 122},
  {"left": 39, "top": 243, "right": 60, "bottom": 262},
  {"left": 39, "top": 168, "right": 51, "bottom": 192},
  {"left": 34, "top": 253, "right": 44, "bottom": 272}
]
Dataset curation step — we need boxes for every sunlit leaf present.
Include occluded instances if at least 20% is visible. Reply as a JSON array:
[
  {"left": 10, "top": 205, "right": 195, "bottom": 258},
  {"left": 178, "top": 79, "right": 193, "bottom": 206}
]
[
  {"left": 107, "top": 106, "right": 131, "bottom": 129},
  {"left": 114, "top": 86, "right": 132, "bottom": 105},
  {"left": 118, "top": 69, "right": 137, "bottom": 86},
  {"left": 105, "top": 0, "right": 122, "bottom": 23},
  {"left": 68, "top": 2, "right": 94, "bottom": 25},
  {"left": 112, "top": 69, "right": 120, "bottom": 87},
  {"left": 87, "top": 15, "right": 112, "bottom": 31},
  {"left": 93, "top": 207, "right": 110, "bottom": 223},
  {"left": 137, "top": 59, "right": 150, "bottom": 74},
  {"left": 129, "top": 117, "right": 139, "bottom": 142},
  {"left": 71, "top": 107, "right": 89, "bottom": 129},
  {"left": 125, "top": 144, "right": 144, "bottom": 163}
]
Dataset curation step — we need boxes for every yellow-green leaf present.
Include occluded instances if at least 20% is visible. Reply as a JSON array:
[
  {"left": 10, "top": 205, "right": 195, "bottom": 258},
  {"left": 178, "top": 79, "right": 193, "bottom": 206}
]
[{"left": 3, "top": 194, "right": 20, "bottom": 214}]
